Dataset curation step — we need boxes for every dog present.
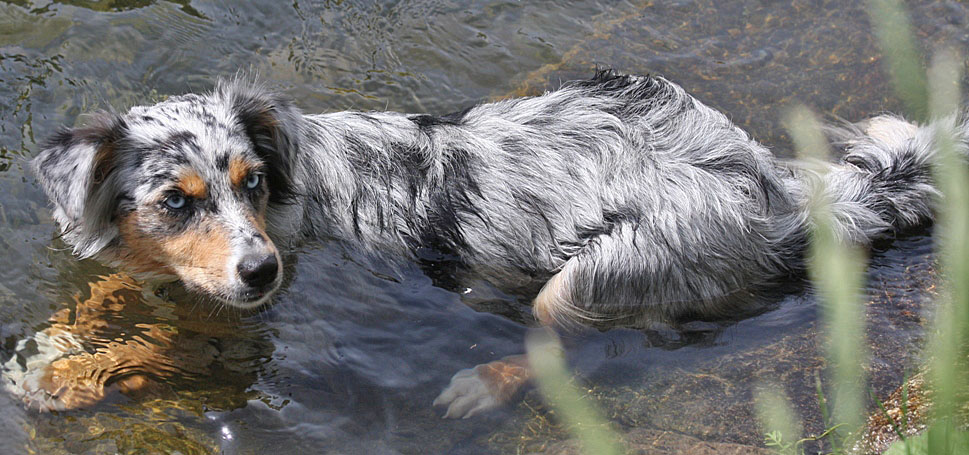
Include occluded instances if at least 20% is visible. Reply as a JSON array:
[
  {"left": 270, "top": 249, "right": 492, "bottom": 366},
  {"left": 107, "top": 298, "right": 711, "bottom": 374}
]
[{"left": 8, "top": 70, "right": 962, "bottom": 418}]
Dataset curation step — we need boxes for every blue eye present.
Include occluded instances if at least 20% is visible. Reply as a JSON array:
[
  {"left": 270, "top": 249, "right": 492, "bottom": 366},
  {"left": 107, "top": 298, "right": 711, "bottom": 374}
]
[
  {"left": 245, "top": 173, "right": 261, "bottom": 189},
  {"left": 164, "top": 193, "right": 187, "bottom": 209}
]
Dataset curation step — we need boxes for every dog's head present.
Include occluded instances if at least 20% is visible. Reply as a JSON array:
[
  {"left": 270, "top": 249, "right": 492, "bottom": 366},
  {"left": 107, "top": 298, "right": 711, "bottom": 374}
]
[{"left": 31, "top": 79, "right": 303, "bottom": 308}]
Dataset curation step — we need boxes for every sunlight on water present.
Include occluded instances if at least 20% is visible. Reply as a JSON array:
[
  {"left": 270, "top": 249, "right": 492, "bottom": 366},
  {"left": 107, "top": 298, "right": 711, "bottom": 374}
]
[{"left": 0, "top": 0, "right": 966, "bottom": 453}]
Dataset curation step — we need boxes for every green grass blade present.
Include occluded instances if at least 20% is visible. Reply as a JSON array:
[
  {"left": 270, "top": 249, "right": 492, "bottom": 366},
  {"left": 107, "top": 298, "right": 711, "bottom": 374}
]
[
  {"left": 786, "top": 106, "right": 869, "bottom": 440},
  {"left": 925, "top": 49, "right": 968, "bottom": 455},
  {"left": 866, "top": 0, "right": 929, "bottom": 121},
  {"left": 815, "top": 371, "right": 831, "bottom": 429},
  {"left": 526, "top": 329, "right": 626, "bottom": 455},
  {"left": 756, "top": 385, "right": 804, "bottom": 455}
]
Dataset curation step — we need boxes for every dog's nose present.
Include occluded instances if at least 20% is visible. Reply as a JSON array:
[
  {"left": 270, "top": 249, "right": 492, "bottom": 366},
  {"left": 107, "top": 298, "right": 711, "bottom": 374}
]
[{"left": 237, "top": 254, "right": 279, "bottom": 288}]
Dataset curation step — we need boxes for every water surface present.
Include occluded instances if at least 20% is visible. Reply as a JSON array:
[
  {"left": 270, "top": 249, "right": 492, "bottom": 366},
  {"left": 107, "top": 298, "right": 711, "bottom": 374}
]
[{"left": 1, "top": 0, "right": 967, "bottom": 453}]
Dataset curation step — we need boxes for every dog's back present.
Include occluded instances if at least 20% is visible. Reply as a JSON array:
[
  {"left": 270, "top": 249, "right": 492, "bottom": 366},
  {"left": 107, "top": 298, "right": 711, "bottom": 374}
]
[
  {"left": 293, "top": 72, "right": 811, "bottom": 324},
  {"left": 306, "top": 71, "right": 953, "bottom": 325}
]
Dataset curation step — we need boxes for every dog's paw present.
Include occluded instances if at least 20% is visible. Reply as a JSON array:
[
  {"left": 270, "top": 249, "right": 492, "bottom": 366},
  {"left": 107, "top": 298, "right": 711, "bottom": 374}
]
[
  {"left": 433, "top": 356, "right": 530, "bottom": 419},
  {"left": 433, "top": 367, "right": 499, "bottom": 419}
]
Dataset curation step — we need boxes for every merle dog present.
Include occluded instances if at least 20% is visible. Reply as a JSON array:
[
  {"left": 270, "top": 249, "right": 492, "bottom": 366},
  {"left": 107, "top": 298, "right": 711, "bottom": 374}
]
[{"left": 11, "top": 70, "right": 959, "bottom": 417}]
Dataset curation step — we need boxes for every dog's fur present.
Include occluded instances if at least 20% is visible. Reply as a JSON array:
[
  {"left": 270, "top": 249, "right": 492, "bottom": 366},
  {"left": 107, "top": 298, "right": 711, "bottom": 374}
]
[{"left": 10, "top": 70, "right": 967, "bottom": 416}]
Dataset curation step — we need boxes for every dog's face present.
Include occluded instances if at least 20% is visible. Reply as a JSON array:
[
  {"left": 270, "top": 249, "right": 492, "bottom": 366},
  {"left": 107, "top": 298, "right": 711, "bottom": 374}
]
[{"left": 32, "top": 80, "right": 302, "bottom": 308}]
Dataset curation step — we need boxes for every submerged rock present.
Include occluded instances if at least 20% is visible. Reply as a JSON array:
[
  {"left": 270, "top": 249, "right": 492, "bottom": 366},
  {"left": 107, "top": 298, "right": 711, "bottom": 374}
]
[
  {"left": 857, "top": 372, "right": 931, "bottom": 455},
  {"left": 858, "top": 366, "right": 969, "bottom": 454}
]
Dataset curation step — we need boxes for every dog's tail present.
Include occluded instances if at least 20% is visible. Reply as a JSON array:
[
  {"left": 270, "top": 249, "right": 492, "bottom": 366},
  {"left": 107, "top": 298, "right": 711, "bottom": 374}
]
[{"left": 802, "top": 112, "right": 969, "bottom": 245}]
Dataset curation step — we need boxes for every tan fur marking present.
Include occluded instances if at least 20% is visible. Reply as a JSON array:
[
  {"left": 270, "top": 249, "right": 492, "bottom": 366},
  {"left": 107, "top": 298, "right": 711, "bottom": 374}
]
[
  {"left": 118, "top": 216, "right": 174, "bottom": 276},
  {"left": 532, "top": 266, "right": 574, "bottom": 326},
  {"left": 163, "top": 222, "right": 232, "bottom": 294},
  {"left": 91, "top": 143, "right": 116, "bottom": 185},
  {"left": 248, "top": 212, "right": 268, "bottom": 233},
  {"left": 176, "top": 172, "right": 207, "bottom": 199},
  {"left": 119, "top": 214, "right": 231, "bottom": 295},
  {"left": 229, "top": 157, "right": 256, "bottom": 187},
  {"left": 471, "top": 354, "right": 531, "bottom": 403}
]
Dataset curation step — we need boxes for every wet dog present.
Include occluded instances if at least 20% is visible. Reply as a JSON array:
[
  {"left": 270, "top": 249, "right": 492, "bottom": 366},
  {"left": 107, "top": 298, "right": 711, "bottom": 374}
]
[{"left": 11, "top": 70, "right": 962, "bottom": 416}]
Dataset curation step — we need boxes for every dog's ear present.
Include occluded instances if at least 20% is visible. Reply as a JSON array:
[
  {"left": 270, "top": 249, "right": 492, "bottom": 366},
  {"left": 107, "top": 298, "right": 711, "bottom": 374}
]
[
  {"left": 31, "top": 113, "right": 128, "bottom": 258},
  {"left": 218, "top": 78, "right": 302, "bottom": 204}
]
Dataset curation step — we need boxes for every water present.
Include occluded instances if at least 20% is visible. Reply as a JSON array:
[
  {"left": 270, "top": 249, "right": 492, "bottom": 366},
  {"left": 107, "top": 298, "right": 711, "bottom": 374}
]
[{"left": 0, "top": 0, "right": 966, "bottom": 453}]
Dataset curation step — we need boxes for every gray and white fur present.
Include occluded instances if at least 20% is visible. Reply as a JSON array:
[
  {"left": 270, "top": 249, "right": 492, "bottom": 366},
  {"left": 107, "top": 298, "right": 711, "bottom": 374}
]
[{"left": 29, "top": 71, "right": 963, "bottom": 324}]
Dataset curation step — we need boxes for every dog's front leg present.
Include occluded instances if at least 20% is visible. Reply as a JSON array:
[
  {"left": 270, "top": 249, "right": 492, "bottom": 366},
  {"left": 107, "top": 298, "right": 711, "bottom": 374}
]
[
  {"left": 435, "top": 220, "right": 706, "bottom": 418},
  {"left": 433, "top": 268, "right": 575, "bottom": 419}
]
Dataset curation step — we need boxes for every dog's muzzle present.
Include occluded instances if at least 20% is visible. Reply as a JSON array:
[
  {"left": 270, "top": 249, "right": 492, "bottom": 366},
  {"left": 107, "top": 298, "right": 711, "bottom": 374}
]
[
  {"left": 238, "top": 253, "right": 278, "bottom": 288},
  {"left": 236, "top": 253, "right": 281, "bottom": 303}
]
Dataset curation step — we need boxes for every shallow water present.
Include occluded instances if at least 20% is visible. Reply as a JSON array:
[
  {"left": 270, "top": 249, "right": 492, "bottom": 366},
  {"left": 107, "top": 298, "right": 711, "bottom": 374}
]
[{"left": 0, "top": 0, "right": 967, "bottom": 453}]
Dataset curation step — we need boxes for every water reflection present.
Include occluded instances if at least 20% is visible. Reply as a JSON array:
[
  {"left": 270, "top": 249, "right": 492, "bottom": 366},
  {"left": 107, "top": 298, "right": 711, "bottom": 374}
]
[
  {"left": 4, "top": 273, "right": 275, "bottom": 406},
  {"left": 9, "top": 271, "right": 278, "bottom": 454},
  {"left": 1, "top": 0, "right": 205, "bottom": 18}
]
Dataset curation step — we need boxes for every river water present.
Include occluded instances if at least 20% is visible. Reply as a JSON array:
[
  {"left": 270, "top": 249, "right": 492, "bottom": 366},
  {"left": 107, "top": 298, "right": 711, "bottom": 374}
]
[{"left": 1, "top": 1, "right": 967, "bottom": 453}]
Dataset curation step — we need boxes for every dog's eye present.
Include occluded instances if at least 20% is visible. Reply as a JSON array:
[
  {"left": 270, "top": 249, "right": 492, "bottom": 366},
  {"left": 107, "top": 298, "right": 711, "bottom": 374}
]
[
  {"left": 245, "top": 173, "right": 261, "bottom": 190},
  {"left": 164, "top": 193, "right": 188, "bottom": 210}
]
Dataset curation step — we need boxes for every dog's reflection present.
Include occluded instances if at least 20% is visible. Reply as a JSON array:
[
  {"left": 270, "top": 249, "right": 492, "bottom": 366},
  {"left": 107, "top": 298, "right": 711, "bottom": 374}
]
[{"left": 3, "top": 273, "right": 275, "bottom": 411}]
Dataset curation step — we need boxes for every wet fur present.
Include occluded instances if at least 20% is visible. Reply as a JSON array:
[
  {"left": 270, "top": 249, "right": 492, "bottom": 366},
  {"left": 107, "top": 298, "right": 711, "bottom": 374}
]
[{"left": 29, "top": 70, "right": 965, "bottom": 324}]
